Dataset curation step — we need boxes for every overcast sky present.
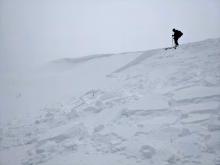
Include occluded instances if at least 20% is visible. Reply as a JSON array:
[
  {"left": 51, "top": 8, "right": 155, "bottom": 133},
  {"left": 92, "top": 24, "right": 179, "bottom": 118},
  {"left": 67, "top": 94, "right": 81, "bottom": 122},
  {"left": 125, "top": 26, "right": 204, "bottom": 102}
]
[{"left": 1, "top": 0, "right": 220, "bottom": 73}]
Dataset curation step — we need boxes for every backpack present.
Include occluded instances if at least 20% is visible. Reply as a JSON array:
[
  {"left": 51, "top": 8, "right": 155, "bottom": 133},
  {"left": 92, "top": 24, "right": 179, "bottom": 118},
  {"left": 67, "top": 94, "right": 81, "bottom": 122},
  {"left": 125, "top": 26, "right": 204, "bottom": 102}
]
[{"left": 177, "top": 30, "right": 183, "bottom": 37}]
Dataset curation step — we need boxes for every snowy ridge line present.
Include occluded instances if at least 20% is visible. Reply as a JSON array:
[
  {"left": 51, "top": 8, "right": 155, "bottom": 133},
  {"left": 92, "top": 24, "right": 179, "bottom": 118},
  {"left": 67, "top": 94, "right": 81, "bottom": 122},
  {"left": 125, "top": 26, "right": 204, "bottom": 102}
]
[
  {"left": 181, "top": 38, "right": 220, "bottom": 47},
  {"left": 51, "top": 53, "right": 114, "bottom": 65},
  {"left": 113, "top": 38, "right": 220, "bottom": 74},
  {"left": 51, "top": 38, "right": 220, "bottom": 71},
  {"left": 51, "top": 50, "right": 144, "bottom": 65}
]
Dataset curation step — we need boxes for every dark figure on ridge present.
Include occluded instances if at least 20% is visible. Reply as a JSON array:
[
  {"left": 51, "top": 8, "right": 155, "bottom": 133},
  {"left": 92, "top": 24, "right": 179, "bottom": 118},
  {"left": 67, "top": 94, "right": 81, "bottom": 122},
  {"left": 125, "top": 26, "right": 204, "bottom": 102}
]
[{"left": 172, "top": 28, "right": 183, "bottom": 48}]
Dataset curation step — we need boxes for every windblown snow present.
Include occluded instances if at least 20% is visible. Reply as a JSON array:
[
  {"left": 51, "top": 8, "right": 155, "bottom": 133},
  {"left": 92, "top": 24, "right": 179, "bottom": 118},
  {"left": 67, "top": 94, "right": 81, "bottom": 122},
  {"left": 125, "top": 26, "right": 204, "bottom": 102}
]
[{"left": 1, "top": 38, "right": 220, "bottom": 165}]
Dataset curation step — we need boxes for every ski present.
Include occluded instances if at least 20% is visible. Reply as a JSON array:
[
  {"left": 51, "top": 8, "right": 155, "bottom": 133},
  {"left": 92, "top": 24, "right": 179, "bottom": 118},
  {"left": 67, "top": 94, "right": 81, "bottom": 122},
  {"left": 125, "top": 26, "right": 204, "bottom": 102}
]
[{"left": 164, "top": 47, "right": 176, "bottom": 50}]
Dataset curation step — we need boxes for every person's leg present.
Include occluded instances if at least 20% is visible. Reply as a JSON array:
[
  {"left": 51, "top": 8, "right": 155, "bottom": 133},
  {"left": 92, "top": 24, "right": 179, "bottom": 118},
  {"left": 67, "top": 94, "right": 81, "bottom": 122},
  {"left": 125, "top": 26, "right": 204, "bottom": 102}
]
[
  {"left": 174, "top": 37, "right": 179, "bottom": 47},
  {"left": 176, "top": 38, "right": 179, "bottom": 46}
]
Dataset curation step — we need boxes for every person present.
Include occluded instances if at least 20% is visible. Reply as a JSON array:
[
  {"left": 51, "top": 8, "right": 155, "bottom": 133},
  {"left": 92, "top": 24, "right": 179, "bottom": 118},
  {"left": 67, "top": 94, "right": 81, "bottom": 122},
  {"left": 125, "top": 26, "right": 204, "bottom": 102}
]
[{"left": 172, "top": 28, "right": 183, "bottom": 48}]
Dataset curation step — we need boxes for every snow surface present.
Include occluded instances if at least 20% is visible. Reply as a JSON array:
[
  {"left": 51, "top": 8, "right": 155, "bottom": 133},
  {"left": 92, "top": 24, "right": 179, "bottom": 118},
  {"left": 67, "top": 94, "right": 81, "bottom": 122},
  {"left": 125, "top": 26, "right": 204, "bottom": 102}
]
[{"left": 1, "top": 38, "right": 220, "bottom": 165}]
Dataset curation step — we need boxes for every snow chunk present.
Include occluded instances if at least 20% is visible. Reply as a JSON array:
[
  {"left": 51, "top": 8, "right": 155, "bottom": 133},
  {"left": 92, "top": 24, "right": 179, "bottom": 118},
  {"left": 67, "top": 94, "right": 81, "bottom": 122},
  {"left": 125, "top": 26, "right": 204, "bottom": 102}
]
[
  {"left": 173, "top": 86, "right": 220, "bottom": 101},
  {"left": 123, "top": 93, "right": 169, "bottom": 110},
  {"left": 176, "top": 101, "right": 219, "bottom": 113}
]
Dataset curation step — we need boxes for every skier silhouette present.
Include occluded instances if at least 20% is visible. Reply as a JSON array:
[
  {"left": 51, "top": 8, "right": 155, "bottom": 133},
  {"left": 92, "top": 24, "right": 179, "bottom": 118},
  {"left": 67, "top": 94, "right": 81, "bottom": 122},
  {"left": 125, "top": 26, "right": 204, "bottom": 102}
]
[{"left": 172, "top": 28, "right": 183, "bottom": 48}]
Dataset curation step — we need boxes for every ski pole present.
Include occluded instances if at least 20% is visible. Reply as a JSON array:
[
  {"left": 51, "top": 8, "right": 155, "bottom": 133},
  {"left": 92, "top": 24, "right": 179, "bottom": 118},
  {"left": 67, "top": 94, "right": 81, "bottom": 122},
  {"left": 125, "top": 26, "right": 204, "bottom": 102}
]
[{"left": 172, "top": 36, "right": 174, "bottom": 47}]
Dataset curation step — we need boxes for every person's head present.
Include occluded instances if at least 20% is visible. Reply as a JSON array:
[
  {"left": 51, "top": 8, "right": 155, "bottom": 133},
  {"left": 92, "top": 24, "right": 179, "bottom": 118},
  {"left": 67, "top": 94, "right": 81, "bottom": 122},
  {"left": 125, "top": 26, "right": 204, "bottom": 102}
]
[{"left": 172, "top": 28, "right": 176, "bottom": 32}]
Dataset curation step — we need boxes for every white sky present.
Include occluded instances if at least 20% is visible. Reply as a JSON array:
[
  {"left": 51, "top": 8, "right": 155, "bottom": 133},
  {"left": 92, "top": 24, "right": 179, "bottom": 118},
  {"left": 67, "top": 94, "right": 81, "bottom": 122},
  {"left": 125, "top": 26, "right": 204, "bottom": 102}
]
[{"left": 1, "top": 0, "right": 220, "bottom": 72}]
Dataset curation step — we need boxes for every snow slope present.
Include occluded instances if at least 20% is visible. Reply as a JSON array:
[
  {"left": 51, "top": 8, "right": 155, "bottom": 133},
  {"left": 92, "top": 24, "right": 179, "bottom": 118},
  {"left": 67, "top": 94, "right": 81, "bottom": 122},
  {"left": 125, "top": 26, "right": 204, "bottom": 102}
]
[{"left": 1, "top": 38, "right": 220, "bottom": 165}]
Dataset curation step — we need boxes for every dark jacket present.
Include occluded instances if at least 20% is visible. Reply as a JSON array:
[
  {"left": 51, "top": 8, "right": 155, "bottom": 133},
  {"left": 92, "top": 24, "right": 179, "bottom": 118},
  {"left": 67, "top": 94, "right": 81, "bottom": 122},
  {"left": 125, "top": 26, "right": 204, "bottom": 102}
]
[{"left": 173, "top": 30, "right": 183, "bottom": 39}]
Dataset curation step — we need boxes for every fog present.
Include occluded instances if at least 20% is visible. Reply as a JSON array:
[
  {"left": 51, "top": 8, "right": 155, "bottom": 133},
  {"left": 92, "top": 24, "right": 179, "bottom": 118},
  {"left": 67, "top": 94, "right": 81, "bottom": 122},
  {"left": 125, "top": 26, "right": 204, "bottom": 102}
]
[{"left": 1, "top": 0, "right": 220, "bottom": 74}]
